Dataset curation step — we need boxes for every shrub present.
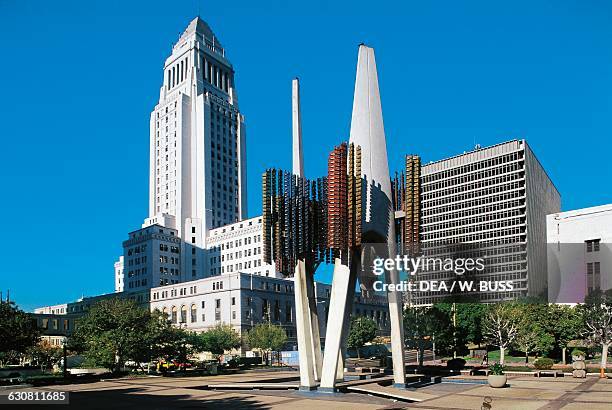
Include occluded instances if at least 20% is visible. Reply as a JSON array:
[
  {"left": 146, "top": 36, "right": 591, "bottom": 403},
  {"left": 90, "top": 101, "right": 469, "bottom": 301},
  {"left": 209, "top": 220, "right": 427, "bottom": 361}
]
[
  {"left": 446, "top": 358, "right": 466, "bottom": 370},
  {"left": 226, "top": 357, "right": 241, "bottom": 369},
  {"left": 571, "top": 349, "right": 585, "bottom": 358},
  {"left": 489, "top": 363, "right": 505, "bottom": 375},
  {"left": 534, "top": 358, "right": 554, "bottom": 370}
]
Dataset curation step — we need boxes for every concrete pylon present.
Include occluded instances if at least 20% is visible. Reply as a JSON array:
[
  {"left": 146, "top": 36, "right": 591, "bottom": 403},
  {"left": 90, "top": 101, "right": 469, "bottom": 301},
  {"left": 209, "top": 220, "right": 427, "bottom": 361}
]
[
  {"left": 305, "top": 271, "right": 323, "bottom": 381},
  {"left": 292, "top": 78, "right": 304, "bottom": 177},
  {"left": 349, "top": 44, "right": 406, "bottom": 388},
  {"left": 294, "top": 260, "right": 317, "bottom": 389},
  {"left": 320, "top": 44, "right": 406, "bottom": 391},
  {"left": 292, "top": 78, "right": 323, "bottom": 387},
  {"left": 320, "top": 258, "right": 354, "bottom": 390}
]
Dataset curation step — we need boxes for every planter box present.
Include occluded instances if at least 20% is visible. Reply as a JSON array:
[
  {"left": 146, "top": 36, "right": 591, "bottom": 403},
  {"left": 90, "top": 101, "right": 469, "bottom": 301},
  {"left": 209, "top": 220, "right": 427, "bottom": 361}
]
[{"left": 488, "top": 374, "right": 507, "bottom": 388}]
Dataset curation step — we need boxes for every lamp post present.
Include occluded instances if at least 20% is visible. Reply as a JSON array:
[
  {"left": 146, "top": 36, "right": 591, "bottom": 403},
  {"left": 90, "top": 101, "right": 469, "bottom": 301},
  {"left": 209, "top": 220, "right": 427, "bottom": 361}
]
[{"left": 62, "top": 336, "right": 68, "bottom": 380}]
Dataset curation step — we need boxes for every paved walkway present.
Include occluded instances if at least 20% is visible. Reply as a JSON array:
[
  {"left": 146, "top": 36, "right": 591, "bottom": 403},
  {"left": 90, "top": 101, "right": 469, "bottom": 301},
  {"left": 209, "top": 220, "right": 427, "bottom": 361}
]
[{"left": 2, "top": 370, "right": 612, "bottom": 409}]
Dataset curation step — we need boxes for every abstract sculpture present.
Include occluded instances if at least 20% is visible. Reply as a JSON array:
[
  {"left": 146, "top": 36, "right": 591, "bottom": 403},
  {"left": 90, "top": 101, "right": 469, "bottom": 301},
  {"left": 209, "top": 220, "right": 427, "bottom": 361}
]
[{"left": 261, "top": 45, "right": 407, "bottom": 391}]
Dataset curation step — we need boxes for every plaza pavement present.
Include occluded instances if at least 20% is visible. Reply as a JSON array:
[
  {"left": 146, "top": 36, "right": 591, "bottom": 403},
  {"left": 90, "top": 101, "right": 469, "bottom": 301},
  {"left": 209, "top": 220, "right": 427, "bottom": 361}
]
[{"left": 2, "top": 370, "right": 612, "bottom": 409}]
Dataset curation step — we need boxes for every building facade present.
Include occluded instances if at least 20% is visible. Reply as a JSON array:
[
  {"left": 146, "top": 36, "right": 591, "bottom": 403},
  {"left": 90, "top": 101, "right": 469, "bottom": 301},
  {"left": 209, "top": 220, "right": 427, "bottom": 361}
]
[
  {"left": 547, "top": 204, "right": 612, "bottom": 303},
  {"left": 31, "top": 313, "right": 79, "bottom": 347},
  {"left": 114, "top": 256, "right": 124, "bottom": 293},
  {"left": 121, "top": 224, "right": 183, "bottom": 291},
  {"left": 206, "top": 215, "right": 279, "bottom": 278},
  {"left": 34, "top": 304, "right": 68, "bottom": 315},
  {"left": 410, "top": 139, "right": 560, "bottom": 304},
  {"left": 137, "top": 17, "right": 248, "bottom": 287},
  {"left": 144, "top": 16, "right": 247, "bottom": 235},
  {"left": 149, "top": 272, "right": 390, "bottom": 351}
]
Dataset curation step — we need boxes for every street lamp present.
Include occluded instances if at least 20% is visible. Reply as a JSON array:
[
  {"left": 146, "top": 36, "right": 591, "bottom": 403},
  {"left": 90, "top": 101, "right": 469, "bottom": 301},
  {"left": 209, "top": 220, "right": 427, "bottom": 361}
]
[{"left": 62, "top": 336, "right": 68, "bottom": 380}]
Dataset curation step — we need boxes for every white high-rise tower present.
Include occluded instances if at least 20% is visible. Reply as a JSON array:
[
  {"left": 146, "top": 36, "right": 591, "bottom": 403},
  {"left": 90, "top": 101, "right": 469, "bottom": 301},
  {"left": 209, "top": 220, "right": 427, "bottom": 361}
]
[{"left": 144, "top": 17, "right": 247, "bottom": 246}]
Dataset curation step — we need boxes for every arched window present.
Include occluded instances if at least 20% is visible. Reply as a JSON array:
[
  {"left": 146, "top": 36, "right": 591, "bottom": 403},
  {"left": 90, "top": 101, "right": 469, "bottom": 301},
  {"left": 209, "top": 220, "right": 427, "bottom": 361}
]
[
  {"left": 162, "top": 307, "right": 168, "bottom": 320},
  {"left": 171, "top": 306, "right": 177, "bottom": 324},
  {"left": 190, "top": 304, "right": 197, "bottom": 323},
  {"left": 180, "top": 305, "right": 187, "bottom": 324}
]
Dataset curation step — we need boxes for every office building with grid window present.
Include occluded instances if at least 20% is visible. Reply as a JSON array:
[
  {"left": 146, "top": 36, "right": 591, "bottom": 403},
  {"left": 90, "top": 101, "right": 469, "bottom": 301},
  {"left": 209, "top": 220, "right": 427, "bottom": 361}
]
[{"left": 410, "top": 139, "right": 560, "bottom": 304}]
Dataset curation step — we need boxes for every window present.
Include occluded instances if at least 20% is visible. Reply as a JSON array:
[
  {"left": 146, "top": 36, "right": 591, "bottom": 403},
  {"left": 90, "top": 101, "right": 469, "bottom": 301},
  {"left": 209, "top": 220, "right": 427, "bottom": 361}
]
[
  {"left": 262, "top": 298, "right": 269, "bottom": 320},
  {"left": 171, "top": 306, "right": 178, "bottom": 323},
  {"left": 274, "top": 300, "right": 280, "bottom": 321},
  {"left": 232, "top": 297, "right": 236, "bottom": 305},
  {"left": 215, "top": 299, "right": 221, "bottom": 309},
  {"left": 286, "top": 302, "right": 292, "bottom": 322},
  {"left": 586, "top": 239, "right": 601, "bottom": 253},
  {"left": 190, "top": 305, "right": 197, "bottom": 323},
  {"left": 180, "top": 305, "right": 187, "bottom": 324}
]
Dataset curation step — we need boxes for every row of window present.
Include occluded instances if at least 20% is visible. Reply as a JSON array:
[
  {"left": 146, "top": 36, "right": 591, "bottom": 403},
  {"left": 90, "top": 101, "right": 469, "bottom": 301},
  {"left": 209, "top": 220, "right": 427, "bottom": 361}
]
[
  {"left": 166, "top": 56, "right": 189, "bottom": 90},
  {"left": 422, "top": 159, "right": 522, "bottom": 194},
  {"left": 422, "top": 151, "right": 523, "bottom": 185}
]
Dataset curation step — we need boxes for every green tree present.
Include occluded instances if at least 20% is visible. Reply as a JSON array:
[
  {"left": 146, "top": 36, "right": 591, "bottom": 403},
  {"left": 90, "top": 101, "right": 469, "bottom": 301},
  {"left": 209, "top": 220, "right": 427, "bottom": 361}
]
[
  {"left": 26, "top": 340, "right": 63, "bottom": 372},
  {"left": 513, "top": 320, "right": 539, "bottom": 364},
  {"left": 131, "top": 310, "right": 204, "bottom": 370},
  {"left": 551, "top": 305, "right": 583, "bottom": 364},
  {"left": 200, "top": 323, "right": 241, "bottom": 362},
  {"left": 582, "top": 290, "right": 612, "bottom": 377},
  {"left": 70, "top": 298, "right": 155, "bottom": 373},
  {"left": 483, "top": 304, "right": 518, "bottom": 365},
  {"left": 512, "top": 303, "right": 556, "bottom": 362},
  {"left": 404, "top": 306, "right": 451, "bottom": 366},
  {"left": 247, "top": 323, "right": 287, "bottom": 365},
  {"left": 436, "top": 303, "right": 486, "bottom": 355},
  {"left": 347, "top": 316, "right": 378, "bottom": 359},
  {"left": 0, "top": 301, "right": 40, "bottom": 365}
]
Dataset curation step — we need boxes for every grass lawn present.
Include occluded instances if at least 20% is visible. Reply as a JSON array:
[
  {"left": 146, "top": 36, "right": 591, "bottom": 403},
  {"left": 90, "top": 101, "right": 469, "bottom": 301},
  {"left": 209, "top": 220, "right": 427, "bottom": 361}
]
[
  {"left": 460, "top": 350, "right": 538, "bottom": 364},
  {"left": 486, "top": 350, "right": 537, "bottom": 364}
]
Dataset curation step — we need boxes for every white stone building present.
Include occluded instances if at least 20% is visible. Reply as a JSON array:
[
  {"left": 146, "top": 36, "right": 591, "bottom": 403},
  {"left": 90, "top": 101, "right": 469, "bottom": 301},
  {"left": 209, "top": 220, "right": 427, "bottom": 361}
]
[
  {"left": 412, "top": 139, "right": 560, "bottom": 304},
  {"left": 121, "top": 224, "right": 183, "bottom": 291},
  {"left": 114, "top": 256, "right": 124, "bottom": 293},
  {"left": 141, "top": 16, "right": 248, "bottom": 283},
  {"left": 149, "top": 272, "right": 391, "bottom": 351},
  {"left": 206, "top": 215, "right": 280, "bottom": 278},
  {"left": 34, "top": 303, "right": 68, "bottom": 315},
  {"left": 547, "top": 204, "right": 612, "bottom": 303}
]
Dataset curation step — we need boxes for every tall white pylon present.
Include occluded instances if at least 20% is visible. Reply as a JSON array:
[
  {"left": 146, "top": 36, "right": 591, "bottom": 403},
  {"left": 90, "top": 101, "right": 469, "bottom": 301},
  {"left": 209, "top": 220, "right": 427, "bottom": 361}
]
[
  {"left": 292, "top": 78, "right": 323, "bottom": 388},
  {"left": 320, "top": 44, "right": 407, "bottom": 391}
]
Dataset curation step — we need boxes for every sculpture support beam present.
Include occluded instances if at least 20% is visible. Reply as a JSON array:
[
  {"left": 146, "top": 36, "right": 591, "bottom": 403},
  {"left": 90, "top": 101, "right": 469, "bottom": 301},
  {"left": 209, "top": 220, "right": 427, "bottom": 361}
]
[
  {"left": 294, "top": 259, "right": 317, "bottom": 389},
  {"left": 320, "top": 258, "right": 354, "bottom": 390},
  {"left": 305, "top": 272, "right": 323, "bottom": 380},
  {"left": 386, "top": 244, "right": 406, "bottom": 386}
]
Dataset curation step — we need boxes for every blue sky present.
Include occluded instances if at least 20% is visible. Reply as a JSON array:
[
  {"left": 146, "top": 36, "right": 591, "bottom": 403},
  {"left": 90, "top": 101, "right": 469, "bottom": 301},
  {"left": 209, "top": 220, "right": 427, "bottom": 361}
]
[{"left": 1, "top": 1, "right": 611, "bottom": 311}]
